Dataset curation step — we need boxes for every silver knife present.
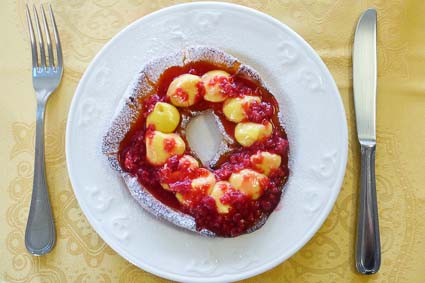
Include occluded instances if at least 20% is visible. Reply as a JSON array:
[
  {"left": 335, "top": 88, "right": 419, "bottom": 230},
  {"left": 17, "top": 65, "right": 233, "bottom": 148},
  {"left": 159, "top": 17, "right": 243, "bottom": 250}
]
[{"left": 353, "top": 8, "right": 380, "bottom": 274}]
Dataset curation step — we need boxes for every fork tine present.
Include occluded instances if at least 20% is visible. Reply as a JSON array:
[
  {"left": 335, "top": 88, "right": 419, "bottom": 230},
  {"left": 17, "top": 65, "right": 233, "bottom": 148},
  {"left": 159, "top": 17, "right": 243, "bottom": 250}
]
[
  {"left": 25, "top": 5, "right": 38, "bottom": 68},
  {"left": 32, "top": 5, "right": 46, "bottom": 67},
  {"left": 40, "top": 5, "right": 54, "bottom": 67},
  {"left": 48, "top": 5, "right": 62, "bottom": 68}
]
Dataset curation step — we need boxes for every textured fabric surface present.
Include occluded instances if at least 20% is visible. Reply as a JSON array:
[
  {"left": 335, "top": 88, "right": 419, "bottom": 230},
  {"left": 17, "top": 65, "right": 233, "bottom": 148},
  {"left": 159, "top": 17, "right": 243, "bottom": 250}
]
[{"left": 1, "top": 0, "right": 424, "bottom": 282}]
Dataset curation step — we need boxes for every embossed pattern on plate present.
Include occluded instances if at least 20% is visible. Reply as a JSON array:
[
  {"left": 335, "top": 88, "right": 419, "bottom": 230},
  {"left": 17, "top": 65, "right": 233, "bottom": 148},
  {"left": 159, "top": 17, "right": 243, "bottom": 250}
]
[{"left": 66, "top": 3, "right": 347, "bottom": 283}]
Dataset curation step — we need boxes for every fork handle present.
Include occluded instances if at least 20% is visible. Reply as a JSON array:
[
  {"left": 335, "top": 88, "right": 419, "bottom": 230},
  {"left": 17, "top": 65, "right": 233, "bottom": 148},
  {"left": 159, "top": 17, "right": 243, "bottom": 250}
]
[
  {"left": 355, "top": 143, "right": 380, "bottom": 274},
  {"left": 25, "top": 99, "right": 56, "bottom": 256}
]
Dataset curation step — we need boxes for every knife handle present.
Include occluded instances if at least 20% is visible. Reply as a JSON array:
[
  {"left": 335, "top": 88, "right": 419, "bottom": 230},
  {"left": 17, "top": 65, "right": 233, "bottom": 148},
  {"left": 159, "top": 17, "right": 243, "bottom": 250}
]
[{"left": 356, "top": 143, "right": 381, "bottom": 274}]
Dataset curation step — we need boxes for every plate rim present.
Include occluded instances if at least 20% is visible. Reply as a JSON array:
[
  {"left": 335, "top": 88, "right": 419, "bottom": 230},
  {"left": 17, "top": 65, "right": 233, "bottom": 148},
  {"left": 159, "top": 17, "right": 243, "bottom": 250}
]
[{"left": 65, "top": 2, "right": 348, "bottom": 282}]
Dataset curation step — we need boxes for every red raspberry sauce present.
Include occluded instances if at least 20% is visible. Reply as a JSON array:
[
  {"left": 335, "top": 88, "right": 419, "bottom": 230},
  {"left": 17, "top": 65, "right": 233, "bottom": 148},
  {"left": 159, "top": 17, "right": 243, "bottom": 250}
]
[{"left": 118, "top": 61, "right": 289, "bottom": 237}]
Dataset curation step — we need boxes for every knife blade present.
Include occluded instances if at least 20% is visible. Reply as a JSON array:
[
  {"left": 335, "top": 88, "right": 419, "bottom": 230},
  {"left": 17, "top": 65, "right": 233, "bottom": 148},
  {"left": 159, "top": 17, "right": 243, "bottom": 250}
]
[
  {"left": 353, "top": 8, "right": 377, "bottom": 144},
  {"left": 353, "top": 8, "right": 381, "bottom": 275}
]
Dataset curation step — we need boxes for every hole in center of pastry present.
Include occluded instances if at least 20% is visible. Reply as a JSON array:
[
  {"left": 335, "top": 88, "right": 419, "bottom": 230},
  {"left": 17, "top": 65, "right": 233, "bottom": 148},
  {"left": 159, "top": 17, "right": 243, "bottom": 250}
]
[{"left": 185, "top": 111, "right": 223, "bottom": 166}]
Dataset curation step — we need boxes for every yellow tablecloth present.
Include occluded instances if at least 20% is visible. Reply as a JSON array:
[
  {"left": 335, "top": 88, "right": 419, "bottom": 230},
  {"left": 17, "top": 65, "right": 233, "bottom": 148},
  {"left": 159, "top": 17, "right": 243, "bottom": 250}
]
[{"left": 1, "top": 0, "right": 424, "bottom": 282}]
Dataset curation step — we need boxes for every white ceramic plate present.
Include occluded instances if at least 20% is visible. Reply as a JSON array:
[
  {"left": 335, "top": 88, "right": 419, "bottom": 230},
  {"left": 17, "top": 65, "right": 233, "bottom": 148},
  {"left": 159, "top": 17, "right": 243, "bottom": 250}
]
[{"left": 66, "top": 2, "right": 348, "bottom": 282}]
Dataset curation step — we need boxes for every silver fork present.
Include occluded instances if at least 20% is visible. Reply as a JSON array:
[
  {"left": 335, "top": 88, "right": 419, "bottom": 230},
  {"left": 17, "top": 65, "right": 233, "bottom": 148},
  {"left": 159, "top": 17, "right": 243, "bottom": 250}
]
[{"left": 24, "top": 4, "right": 63, "bottom": 256}]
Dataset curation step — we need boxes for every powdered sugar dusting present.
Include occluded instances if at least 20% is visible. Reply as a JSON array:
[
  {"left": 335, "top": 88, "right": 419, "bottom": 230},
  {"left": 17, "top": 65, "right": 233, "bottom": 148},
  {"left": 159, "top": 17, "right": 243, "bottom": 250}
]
[
  {"left": 144, "top": 50, "right": 185, "bottom": 84},
  {"left": 237, "top": 64, "right": 264, "bottom": 88},
  {"left": 184, "top": 46, "right": 239, "bottom": 71},
  {"left": 102, "top": 71, "right": 153, "bottom": 172},
  {"left": 123, "top": 173, "right": 215, "bottom": 237}
]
